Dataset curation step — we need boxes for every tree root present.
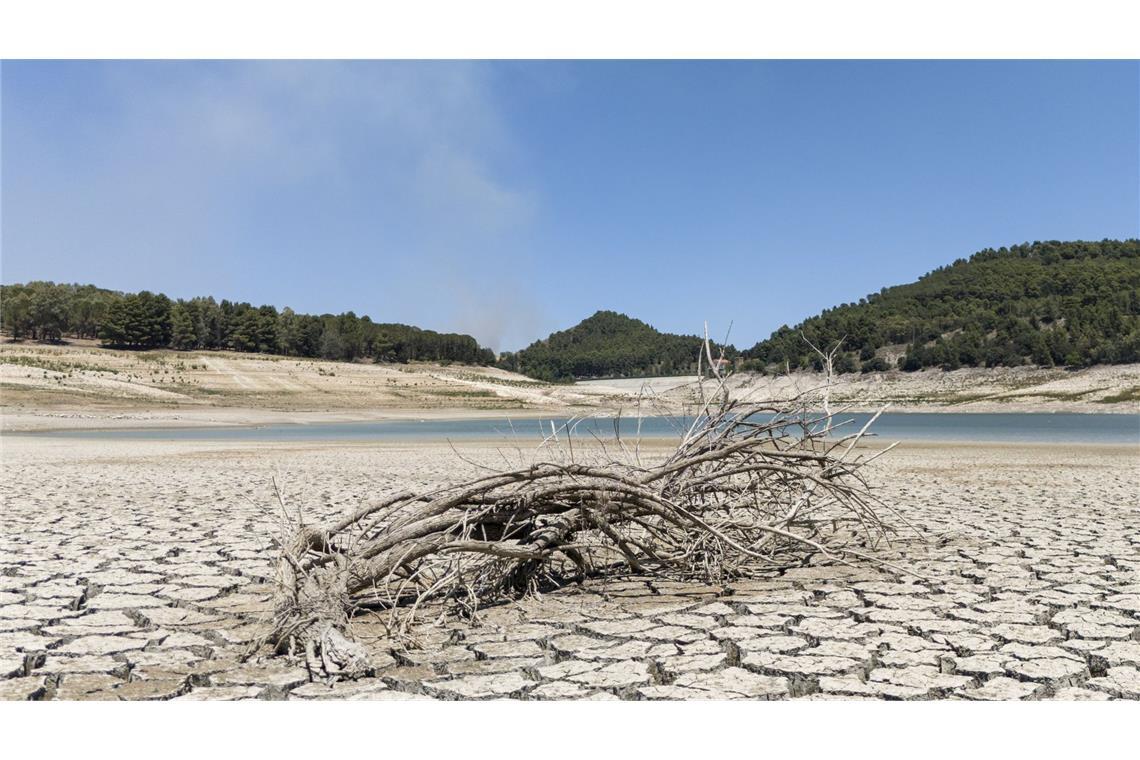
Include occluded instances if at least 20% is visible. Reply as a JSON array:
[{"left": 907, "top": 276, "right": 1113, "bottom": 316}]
[
  {"left": 270, "top": 556, "right": 371, "bottom": 680},
  {"left": 264, "top": 344, "right": 916, "bottom": 679}
]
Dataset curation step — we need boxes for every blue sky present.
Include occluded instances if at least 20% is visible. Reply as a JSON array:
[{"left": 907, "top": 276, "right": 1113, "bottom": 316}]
[{"left": 2, "top": 60, "right": 1137, "bottom": 350}]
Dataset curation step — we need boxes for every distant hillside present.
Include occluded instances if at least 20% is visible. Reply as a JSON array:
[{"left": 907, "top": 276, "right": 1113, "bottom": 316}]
[
  {"left": 498, "top": 311, "right": 730, "bottom": 381},
  {"left": 744, "top": 240, "right": 1140, "bottom": 373},
  {"left": 0, "top": 281, "right": 495, "bottom": 365}
]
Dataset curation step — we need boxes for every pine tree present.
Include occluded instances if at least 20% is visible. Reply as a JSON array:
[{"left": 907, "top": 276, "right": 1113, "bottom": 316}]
[{"left": 170, "top": 304, "right": 198, "bottom": 350}]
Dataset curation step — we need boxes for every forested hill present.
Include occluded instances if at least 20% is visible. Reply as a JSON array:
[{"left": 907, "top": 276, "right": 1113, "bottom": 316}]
[
  {"left": 497, "top": 311, "right": 730, "bottom": 381},
  {"left": 744, "top": 239, "right": 1140, "bottom": 372},
  {"left": 0, "top": 282, "right": 495, "bottom": 365},
  {"left": 7, "top": 240, "right": 1135, "bottom": 376}
]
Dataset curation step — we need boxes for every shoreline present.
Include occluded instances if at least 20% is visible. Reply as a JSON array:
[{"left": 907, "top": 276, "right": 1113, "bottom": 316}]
[
  {"left": 5, "top": 423, "right": 1136, "bottom": 453},
  {"left": 4, "top": 403, "right": 1135, "bottom": 432},
  {"left": 0, "top": 406, "right": 583, "bottom": 433},
  {"left": 2, "top": 433, "right": 1135, "bottom": 457},
  {"left": 2, "top": 344, "right": 1138, "bottom": 432},
  {"left": 4, "top": 401, "right": 1139, "bottom": 434}
]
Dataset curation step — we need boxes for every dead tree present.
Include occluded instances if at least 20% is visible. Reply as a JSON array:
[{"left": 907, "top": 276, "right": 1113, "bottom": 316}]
[{"left": 264, "top": 336, "right": 908, "bottom": 680}]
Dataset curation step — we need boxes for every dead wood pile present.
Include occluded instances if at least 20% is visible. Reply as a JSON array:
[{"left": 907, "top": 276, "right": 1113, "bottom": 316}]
[{"left": 265, "top": 342, "right": 907, "bottom": 680}]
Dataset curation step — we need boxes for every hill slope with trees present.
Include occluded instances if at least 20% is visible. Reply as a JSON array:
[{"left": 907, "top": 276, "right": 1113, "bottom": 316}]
[
  {"left": 6, "top": 240, "right": 1136, "bottom": 379},
  {"left": 0, "top": 282, "right": 495, "bottom": 365},
  {"left": 744, "top": 239, "right": 1140, "bottom": 373},
  {"left": 497, "top": 311, "right": 729, "bottom": 381}
]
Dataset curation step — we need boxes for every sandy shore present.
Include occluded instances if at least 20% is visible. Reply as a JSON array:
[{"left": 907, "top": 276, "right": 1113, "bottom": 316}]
[
  {"left": 2, "top": 342, "right": 1138, "bottom": 432},
  {"left": 0, "top": 342, "right": 614, "bottom": 433},
  {"left": 0, "top": 406, "right": 579, "bottom": 433},
  {"left": 2, "top": 433, "right": 1138, "bottom": 700}
]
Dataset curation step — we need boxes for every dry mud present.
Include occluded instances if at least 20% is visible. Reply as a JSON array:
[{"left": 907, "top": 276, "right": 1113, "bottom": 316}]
[{"left": 1, "top": 437, "right": 1138, "bottom": 701}]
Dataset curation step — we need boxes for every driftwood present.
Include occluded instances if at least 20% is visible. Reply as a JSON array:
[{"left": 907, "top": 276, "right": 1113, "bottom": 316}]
[{"left": 264, "top": 337, "right": 908, "bottom": 680}]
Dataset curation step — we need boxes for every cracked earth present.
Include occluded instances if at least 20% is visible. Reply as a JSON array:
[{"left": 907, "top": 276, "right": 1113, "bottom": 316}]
[{"left": 1, "top": 437, "right": 1137, "bottom": 700}]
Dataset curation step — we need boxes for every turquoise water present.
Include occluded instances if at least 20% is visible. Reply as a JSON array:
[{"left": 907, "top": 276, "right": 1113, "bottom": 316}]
[{"left": 17, "top": 413, "right": 1140, "bottom": 444}]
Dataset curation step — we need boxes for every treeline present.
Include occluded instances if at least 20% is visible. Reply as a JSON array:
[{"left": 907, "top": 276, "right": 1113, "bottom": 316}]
[
  {"left": 6, "top": 239, "right": 1137, "bottom": 378},
  {"left": 744, "top": 239, "right": 1140, "bottom": 373},
  {"left": 499, "top": 310, "right": 735, "bottom": 381},
  {"left": 0, "top": 282, "right": 495, "bottom": 365}
]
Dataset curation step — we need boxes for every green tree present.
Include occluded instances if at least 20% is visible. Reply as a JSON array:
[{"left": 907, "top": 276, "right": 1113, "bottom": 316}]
[
  {"left": 170, "top": 303, "right": 198, "bottom": 350},
  {"left": 29, "top": 285, "right": 70, "bottom": 342},
  {"left": 744, "top": 239, "right": 1139, "bottom": 372}
]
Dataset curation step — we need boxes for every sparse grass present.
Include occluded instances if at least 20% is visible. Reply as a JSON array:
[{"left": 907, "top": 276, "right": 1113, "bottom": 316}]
[
  {"left": 235, "top": 353, "right": 286, "bottom": 362},
  {"left": 0, "top": 382, "right": 105, "bottom": 402},
  {"left": 129, "top": 352, "right": 172, "bottom": 363},
  {"left": 422, "top": 388, "right": 497, "bottom": 399},
  {"left": 1096, "top": 386, "right": 1140, "bottom": 404},
  {"left": 999, "top": 389, "right": 1098, "bottom": 402},
  {"left": 1, "top": 355, "right": 119, "bottom": 375},
  {"left": 945, "top": 393, "right": 1003, "bottom": 405},
  {"left": 899, "top": 382, "right": 1105, "bottom": 406},
  {"left": 901, "top": 391, "right": 998, "bottom": 405},
  {"left": 442, "top": 369, "right": 549, "bottom": 388}
]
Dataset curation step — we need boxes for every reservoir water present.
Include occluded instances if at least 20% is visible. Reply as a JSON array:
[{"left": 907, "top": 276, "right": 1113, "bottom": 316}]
[{"left": 18, "top": 412, "right": 1140, "bottom": 445}]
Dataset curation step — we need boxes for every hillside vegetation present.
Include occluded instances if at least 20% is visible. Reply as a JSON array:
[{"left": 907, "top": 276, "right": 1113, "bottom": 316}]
[
  {"left": 5, "top": 240, "right": 1137, "bottom": 382},
  {"left": 745, "top": 239, "right": 1140, "bottom": 373},
  {"left": 497, "top": 311, "right": 729, "bottom": 382},
  {"left": 0, "top": 282, "right": 495, "bottom": 366}
]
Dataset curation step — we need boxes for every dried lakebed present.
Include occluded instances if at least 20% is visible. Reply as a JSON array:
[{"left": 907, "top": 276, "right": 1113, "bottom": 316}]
[{"left": 1, "top": 437, "right": 1138, "bottom": 700}]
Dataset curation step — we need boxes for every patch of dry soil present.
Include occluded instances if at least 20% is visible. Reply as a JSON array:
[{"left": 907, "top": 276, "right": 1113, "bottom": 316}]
[{"left": 1, "top": 438, "right": 1137, "bottom": 700}]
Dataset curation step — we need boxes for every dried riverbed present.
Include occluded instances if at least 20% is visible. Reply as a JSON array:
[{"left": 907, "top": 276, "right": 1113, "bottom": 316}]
[{"left": 1, "top": 437, "right": 1138, "bottom": 700}]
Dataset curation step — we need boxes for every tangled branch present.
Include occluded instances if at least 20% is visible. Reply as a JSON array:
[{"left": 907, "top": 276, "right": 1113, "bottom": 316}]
[{"left": 264, "top": 338, "right": 911, "bottom": 680}]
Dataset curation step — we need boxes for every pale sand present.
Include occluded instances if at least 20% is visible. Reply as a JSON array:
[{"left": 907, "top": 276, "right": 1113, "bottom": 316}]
[
  {"left": 1, "top": 433, "right": 1138, "bottom": 700},
  {"left": 0, "top": 341, "right": 621, "bottom": 433},
  {"left": 691, "top": 363, "right": 1140, "bottom": 414},
  {"left": 568, "top": 364, "right": 1140, "bottom": 414},
  {"left": 2, "top": 342, "right": 1138, "bottom": 432}
]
